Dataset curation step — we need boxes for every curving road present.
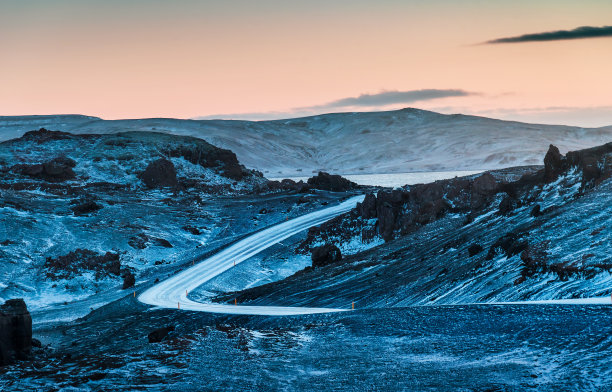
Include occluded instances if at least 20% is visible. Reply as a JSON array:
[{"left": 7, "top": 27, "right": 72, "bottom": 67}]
[
  {"left": 138, "top": 195, "right": 364, "bottom": 315},
  {"left": 139, "top": 193, "right": 610, "bottom": 315}
]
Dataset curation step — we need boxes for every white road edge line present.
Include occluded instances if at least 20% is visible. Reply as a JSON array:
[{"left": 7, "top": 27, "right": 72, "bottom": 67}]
[{"left": 138, "top": 195, "right": 365, "bottom": 315}]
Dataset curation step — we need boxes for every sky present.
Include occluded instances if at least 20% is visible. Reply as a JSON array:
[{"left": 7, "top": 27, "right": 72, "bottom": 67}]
[{"left": 1, "top": 0, "right": 612, "bottom": 126}]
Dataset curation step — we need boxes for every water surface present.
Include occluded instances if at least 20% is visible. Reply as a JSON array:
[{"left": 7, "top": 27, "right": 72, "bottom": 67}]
[{"left": 271, "top": 170, "right": 484, "bottom": 188}]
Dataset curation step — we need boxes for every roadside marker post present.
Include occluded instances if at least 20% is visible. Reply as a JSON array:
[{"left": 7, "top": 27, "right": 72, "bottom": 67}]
[
  {"left": 178, "top": 302, "right": 180, "bottom": 309},
  {"left": 133, "top": 291, "right": 136, "bottom": 297},
  {"left": 352, "top": 302, "right": 354, "bottom": 310},
  {"left": 234, "top": 298, "right": 237, "bottom": 306}
]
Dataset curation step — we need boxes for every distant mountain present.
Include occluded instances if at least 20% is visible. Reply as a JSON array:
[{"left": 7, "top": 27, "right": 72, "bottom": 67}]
[{"left": 2, "top": 108, "right": 612, "bottom": 176}]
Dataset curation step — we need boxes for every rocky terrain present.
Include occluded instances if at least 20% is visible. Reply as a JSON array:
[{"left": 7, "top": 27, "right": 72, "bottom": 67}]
[
  {"left": 217, "top": 142, "right": 612, "bottom": 309},
  {"left": 0, "top": 129, "right": 358, "bottom": 314},
  {"left": 0, "top": 126, "right": 611, "bottom": 391},
  {"left": 2, "top": 109, "right": 612, "bottom": 176}
]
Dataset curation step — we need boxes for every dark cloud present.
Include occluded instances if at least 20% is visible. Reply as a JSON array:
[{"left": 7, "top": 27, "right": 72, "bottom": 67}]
[
  {"left": 305, "top": 89, "right": 473, "bottom": 110},
  {"left": 486, "top": 25, "right": 612, "bottom": 44}
]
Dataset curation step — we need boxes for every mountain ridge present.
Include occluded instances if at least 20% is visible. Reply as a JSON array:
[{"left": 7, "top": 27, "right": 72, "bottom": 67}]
[{"left": 2, "top": 108, "right": 612, "bottom": 177}]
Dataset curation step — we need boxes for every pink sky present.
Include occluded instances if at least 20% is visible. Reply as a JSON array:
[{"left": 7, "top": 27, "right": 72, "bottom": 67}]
[{"left": 1, "top": 1, "right": 612, "bottom": 126}]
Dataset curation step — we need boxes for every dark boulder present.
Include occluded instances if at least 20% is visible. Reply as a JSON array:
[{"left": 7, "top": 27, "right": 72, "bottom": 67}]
[
  {"left": 122, "top": 270, "right": 136, "bottom": 289},
  {"left": 71, "top": 200, "right": 102, "bottom": 216},
  {"left": 311, "top": 244, "right": 342, "bottom": 267},
  {"left": 468, "top": 244, "right": 483, "bottom": 257},
  {"left": 182, "top": 226, "right": 201, "bottom": 235},
  {"left": 530, "top": 204, "right": 541, "bottom": 217},
  {"left": 151, "top": 238, "right": 173, "bottom": 248},
  {"left": 307, "top": 172, "right": 357, "bottom": 192},
  {"left": 498, "top": 196, "right": 515, "bottom": 215},
  {"left": 138, "top": 158, "right": 178, "bottom": 189},
  {"left": 0, "top": 299, "right": 32, "bottom": 366},
  {"left": 148, "top": 326, "right": 175, "bottom": 343}
]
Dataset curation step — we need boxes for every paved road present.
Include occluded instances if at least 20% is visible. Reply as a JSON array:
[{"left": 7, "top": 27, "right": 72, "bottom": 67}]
[
  {"left": 139, "top": 193, "right": 610, "bottom": 315},
  {"left": 138, "top": 195, "right": 364, "bottom": 315}
]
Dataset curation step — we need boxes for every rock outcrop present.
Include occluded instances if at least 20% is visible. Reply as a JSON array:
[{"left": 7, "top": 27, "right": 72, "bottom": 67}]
[
  {"left": 122, "top": 270, "right": 136, "bottom": 289},
  {"left": 544, "top": 144, "right": 564, "bottom": 182},
  {"left": 44, "top": 249, "right": 122, "bottom": 280},
  {"left": 468, "top": 244, "right": 483, "bottom": 257},
  {"left": 311, "top": 244, "right": 342, "bottom": 267},
  {"left": 1, "top": 128, "right": 267, "bottom": 195},
  {"left": 164, "top": 144, "right": 248, "bottom": 181},
  {"left": 71, "top": 200, "right": 103, "bottom": 216},
  {"left": 544, "top": 142, "right": 612, "bottom": 186},
  {"left": 138, "top": 158, "right": 178, "bottom": 189},
  {"left": 306, "top": 172, "right": 357, "bottom": 192},
  {"left": 303, "top": 142, "right": 612, "bottom": 249},
  {"left": 352, "top": 172, "right": 500, "bottom": 241},
  {"left": 0, "top": 299, "right": 32, "bottom": 366},
  {"left": 148, "top": 326, "right": 175, "bottom": 343},
  {"left": 21, "top": 128, "right": 73, "bottom": 143},
  {"left": 13, "top": 156, "right": 77, "bottom": 182},
  {"left": 267, "top": 172, "right": 358, "bottom": 194}
]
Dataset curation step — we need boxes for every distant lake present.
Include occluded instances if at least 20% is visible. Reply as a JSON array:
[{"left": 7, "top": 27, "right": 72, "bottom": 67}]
[{"left": 270, "top": 170, "right": 484, "bottom": 188}]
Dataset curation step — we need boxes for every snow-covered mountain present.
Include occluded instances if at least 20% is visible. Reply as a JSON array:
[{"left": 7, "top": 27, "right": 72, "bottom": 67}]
[{"left": 2, "top": 108, "right": 612, "bottom": 177}]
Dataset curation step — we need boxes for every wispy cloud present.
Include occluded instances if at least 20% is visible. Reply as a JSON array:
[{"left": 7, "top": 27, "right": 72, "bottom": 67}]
[
  {"left": 486, "top": 25, "right": 612, "bottom": 44},
  {"left": 301, "top": 89, "right": 473, "bottom": 111},
  {"left": 196, "top": 89, "right": 475, "bottom": 121}
]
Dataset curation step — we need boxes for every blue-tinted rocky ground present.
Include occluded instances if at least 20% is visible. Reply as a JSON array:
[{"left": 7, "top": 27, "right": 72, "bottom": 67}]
[{"left": 1, "top": 128, "right": 611, "bottom": 391}]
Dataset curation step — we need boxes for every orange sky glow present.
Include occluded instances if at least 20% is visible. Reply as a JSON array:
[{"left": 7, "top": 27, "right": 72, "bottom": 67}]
[{"left": 1, "top": 0, "right": 612, "bottom": 126}]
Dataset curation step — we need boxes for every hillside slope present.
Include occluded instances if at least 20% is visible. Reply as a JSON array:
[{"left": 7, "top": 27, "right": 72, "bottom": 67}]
[
  {"left": 217, "top": 142, "right": 612, "bottom": 307},
  {"left": 0, "top": 128, "right": 285, "bottom": 311}
]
